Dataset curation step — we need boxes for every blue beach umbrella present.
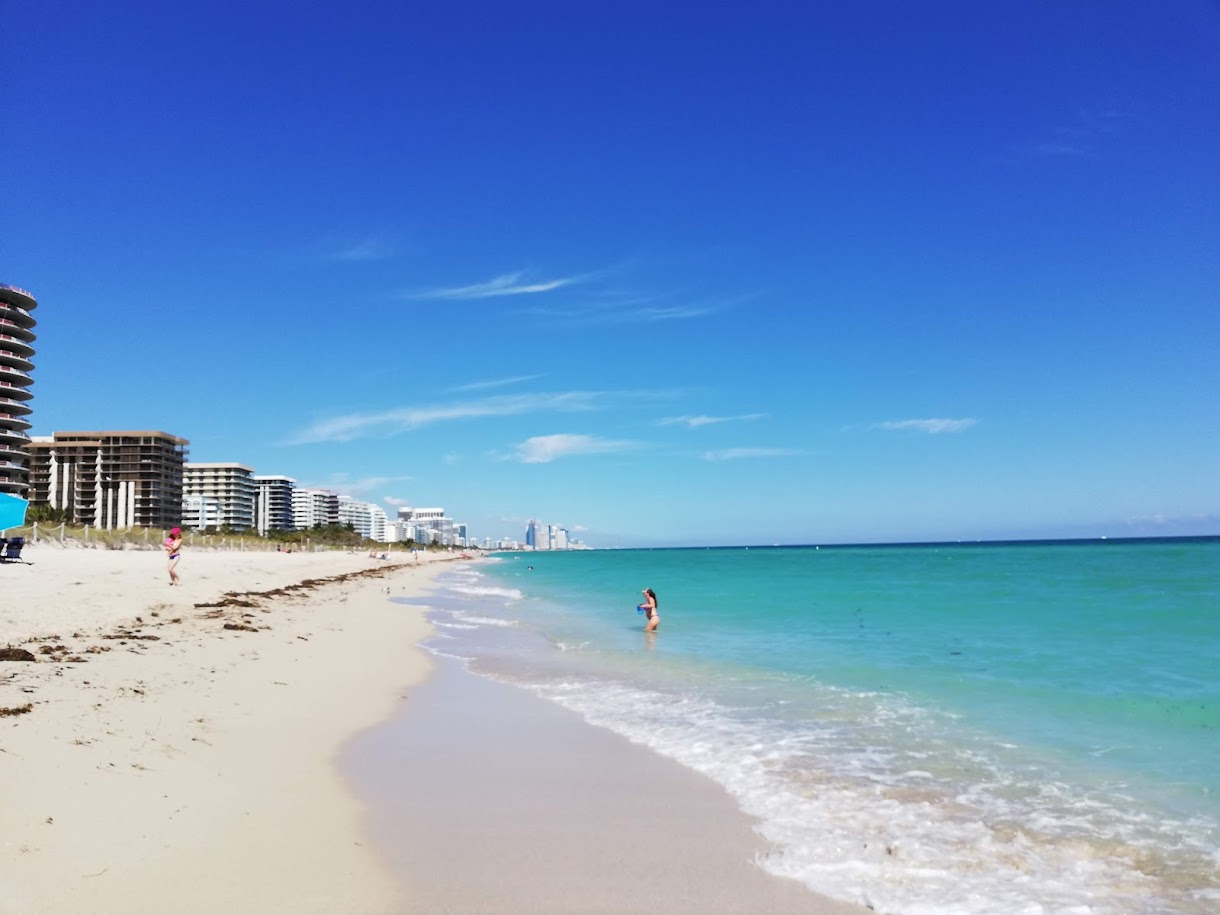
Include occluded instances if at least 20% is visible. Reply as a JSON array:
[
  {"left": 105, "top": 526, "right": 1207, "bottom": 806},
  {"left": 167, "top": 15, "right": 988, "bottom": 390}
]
[{"left": 0, "top": 493, "right": 29, "bottom": 531}]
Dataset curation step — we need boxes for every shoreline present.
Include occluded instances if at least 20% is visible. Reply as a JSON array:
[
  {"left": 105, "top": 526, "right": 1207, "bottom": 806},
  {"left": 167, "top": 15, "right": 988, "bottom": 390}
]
[
  {"left": 1, "top": 546, "right": 451, "bottom": 914},
  {"left": 347, "top": 606, "right": 869, "bottom": 914}
]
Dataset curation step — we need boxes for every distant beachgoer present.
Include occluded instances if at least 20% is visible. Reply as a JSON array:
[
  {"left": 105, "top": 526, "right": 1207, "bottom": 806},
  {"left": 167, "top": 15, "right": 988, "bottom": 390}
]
[
  {"left": 641, "top": 588, "right": 659, "bottom": 631},
  {"left": 165, "top": 527, "right": 183, "bottom": 585}
]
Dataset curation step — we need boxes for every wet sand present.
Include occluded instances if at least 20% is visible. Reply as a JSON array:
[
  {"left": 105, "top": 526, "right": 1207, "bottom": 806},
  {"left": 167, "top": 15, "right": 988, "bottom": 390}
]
[{"left": 346, "top": 655, "right": 869, "bottom": 914}]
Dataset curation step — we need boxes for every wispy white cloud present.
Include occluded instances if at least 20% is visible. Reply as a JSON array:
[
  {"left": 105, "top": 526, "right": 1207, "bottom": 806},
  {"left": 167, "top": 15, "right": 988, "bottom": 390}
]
[
  {"left": 302, "top": 473, "right": 412, "bottom": 498},
  {"left": 409, "top": 271, "right": 580, "bottom": 300},
  {"left": 449, "top": 374, "right": 544, "bottom": 393},
  {"left": 658, "top": 413, "right": 767, "bottom": 429},
  {"left": 700, "top": 447, "right": 802, "bottom": 461},
  {"left": 873, "top": 418, "right": 978, "bottom": 434},
  {"left": 508, "top": 434, "right": 641, "bottom": 464},
  {"left": 1124, "top": 512, "right": 1219, "bottom": 529},
  {"left": 326, "top": 237, "right": 395, "bottom": 262},
  {"left": 610, "top": 304, "right": 720, "bottom": 323},
  {"left": 288, "top": 391, "right": 609, "bottom": 445},
  {"left": 522, "top": 292, "right": 752, "bottom": 327},
  {"left": 383, "top": 496, "right": 408, "bottom": 507}
]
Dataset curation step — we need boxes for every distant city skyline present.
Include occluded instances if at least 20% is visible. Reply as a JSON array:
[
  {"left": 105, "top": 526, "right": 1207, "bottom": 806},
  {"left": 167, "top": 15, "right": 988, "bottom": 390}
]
[{"left": 4, "top": 3, "right": 1217, "bottom": 547}]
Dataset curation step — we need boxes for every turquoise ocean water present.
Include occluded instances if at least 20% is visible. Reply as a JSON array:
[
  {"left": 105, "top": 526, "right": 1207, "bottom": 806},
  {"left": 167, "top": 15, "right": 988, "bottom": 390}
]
[{"left": 419, "top": 539, "right": 1219, "bottom": 914}]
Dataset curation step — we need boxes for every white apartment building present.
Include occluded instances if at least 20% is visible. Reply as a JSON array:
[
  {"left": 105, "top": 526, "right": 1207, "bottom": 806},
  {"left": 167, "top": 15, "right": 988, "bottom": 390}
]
[
  {"left": 337, "top": 495, "right": 391, "bottom": 542},
  {"left": 182, "top": 462, "right": 256, "bottom": 531},
  {"left": 252, "top": 475, "right": 296, "bottom": 535},
  {"left": 292, "top": 487, "right": 337, "bottom": 529},
  {"left": 397, "top": 506, "right": 459, "bottom": 546}
]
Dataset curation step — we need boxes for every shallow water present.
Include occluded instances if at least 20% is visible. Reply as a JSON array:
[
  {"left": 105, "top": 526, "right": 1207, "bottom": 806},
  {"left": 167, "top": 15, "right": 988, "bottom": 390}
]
[{"left": 418, "top": 539, "right": 1220, "bottom": 914}]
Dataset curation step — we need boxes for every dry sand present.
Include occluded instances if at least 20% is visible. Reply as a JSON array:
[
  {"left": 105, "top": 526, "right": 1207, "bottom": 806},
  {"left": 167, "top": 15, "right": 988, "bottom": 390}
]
[{"left": 1, "top": 544, "right": 450, "bottom": 914}]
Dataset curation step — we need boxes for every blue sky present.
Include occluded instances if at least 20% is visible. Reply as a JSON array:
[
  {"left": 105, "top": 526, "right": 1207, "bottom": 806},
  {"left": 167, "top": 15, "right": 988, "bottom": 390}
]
[{"left": 3, "top": 1, "right": 1218, "bottom": 546}]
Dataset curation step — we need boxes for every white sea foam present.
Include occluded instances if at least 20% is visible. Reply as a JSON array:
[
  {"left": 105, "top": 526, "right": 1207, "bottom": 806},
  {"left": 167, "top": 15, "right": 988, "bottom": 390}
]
[
  {"left": 502, "top": 674, "right": 1217, "bottom": 915},
  {"left": 450, "top": 584, "right": 524, "bottom": 601},
  {"left": 420, "top": 644, "right": 475, "bottom": 662},
  {"left": 450, "top": 611, "right": 518, "bottom": 628}
]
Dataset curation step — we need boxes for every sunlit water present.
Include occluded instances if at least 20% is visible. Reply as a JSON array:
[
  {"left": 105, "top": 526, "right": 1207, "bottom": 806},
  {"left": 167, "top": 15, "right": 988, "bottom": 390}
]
[{"left": 412, "top": 539, "right": 1220, "bottom": 914}]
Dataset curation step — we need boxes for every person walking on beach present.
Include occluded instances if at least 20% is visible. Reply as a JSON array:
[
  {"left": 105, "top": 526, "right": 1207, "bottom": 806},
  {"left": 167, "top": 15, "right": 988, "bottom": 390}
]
[
  {"left": 165, "top": 527, "right": 183, "bottom": 585},
  {"left": 641, "top": 587, "right": 659, "bottom": 632}
]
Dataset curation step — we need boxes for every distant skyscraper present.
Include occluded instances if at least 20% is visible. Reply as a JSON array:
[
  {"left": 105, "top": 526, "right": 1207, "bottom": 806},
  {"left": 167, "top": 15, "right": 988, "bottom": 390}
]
[{"left": 0, "top": 283, "right": 37, "bottom": 497}]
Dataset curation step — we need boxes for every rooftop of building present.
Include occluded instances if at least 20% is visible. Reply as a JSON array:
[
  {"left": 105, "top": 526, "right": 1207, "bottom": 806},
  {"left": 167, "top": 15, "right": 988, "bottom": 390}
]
[{"left": 31, "top": 430, "right": 189, "bottom": 445}]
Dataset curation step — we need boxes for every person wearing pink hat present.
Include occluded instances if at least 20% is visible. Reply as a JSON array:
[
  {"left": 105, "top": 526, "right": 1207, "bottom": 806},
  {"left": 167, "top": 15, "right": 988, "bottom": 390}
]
[{"left": 165, "top": 527, "right": 183, "bottom": 585}]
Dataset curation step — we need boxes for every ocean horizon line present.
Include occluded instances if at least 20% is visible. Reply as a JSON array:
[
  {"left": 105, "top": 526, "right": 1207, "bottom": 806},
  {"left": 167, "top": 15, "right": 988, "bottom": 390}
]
[{"left": 497, "top": 533, "right": 1220, "bottom": 553}]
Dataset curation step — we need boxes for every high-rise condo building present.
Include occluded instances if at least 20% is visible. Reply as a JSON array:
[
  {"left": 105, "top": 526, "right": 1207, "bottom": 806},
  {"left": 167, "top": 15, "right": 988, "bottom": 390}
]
[
  {"left": 0, "top": 283, "right": 37, "bottom": 496},
  {"left": 337, "top": 495, "right": 390, "bottom": 541},
  {"left": 28, "top": 431, "right": 189, "bottom": 529},
  {"left": 292, "top": 487, "right": 338, "bottom": 529},
  {"left": 182, "top": 463, "right": 256, "bottom": 531},
  {"left": 253, "top": 475, "right": 296, "bottom": 535},
  {"left": 398, "top": 506, "right": 458, "bottom": 545}
]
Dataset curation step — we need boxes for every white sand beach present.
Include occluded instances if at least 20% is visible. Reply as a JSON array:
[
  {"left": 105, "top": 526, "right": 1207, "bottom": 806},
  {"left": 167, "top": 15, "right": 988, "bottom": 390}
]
[{"left": 1, "top": 545, "right": 448, "bottom": 914}]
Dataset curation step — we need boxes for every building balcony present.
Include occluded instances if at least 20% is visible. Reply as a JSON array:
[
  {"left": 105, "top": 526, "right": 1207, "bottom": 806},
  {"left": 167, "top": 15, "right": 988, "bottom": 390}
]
[
  {"left": 0, "top": 398, "right": 33, "bottom": 416},
  {"left": 0, "top": 350, "right": 34, "bottom": 372},
  {"left": 0, "top": 333, "right": 35, "bottom": 356},
  {"left": 0, "top": 365, "right": 32, "bottom": 384},
  {"left": 0, "top": 316, "right": 35, "bottom": 338},
  {"left": 0, "top": 413, "right": 31, "bottom": 429},
  {"left": 0, "top": 283, "right": 36, "bottom": 306},
  {"left": 0, "top": 428, "right": 29, "bottom": 447},
  {"left": 0, "top": 303, "right": 35, "bottom": 330}
]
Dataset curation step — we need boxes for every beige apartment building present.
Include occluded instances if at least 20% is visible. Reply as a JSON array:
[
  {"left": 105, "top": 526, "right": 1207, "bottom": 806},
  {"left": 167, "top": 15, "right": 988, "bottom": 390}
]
[{"left": 27, "top": 430, "right": 189, "bottom": 529}]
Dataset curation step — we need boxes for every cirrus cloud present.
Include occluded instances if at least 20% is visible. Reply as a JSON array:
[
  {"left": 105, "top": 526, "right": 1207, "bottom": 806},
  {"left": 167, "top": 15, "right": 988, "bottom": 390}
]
[
  {"left": 407, "top": 271, "right": 582, "bottom": 300},
  {"left": 508, "top": 434, "right": 641, "bottom": 464},
  {"left": 286, "top": 391, "right": 606, "bottom": 444},
  {"left": 873, "top": 418, "right": 979, "bottom": 434},
  {"left": 658, "top": 413, "right": 767, "bottom": 428},
  {"left": 700, "top": 447, "right": 803, "bottom": 461}
]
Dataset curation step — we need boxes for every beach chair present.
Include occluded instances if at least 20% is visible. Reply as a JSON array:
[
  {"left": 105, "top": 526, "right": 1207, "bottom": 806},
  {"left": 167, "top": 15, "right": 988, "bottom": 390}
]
[{"left": 0, "top": 536, "right": 28, "bottom": 564}]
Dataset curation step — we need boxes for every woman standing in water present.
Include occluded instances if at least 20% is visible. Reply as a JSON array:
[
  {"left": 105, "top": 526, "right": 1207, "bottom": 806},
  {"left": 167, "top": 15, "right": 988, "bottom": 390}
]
[
  {"left": 640, "top": 587, "right": 659, "bottom": 632},
  {"left": 165, "top": 527, "right": 183, "bottom": 585}
]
